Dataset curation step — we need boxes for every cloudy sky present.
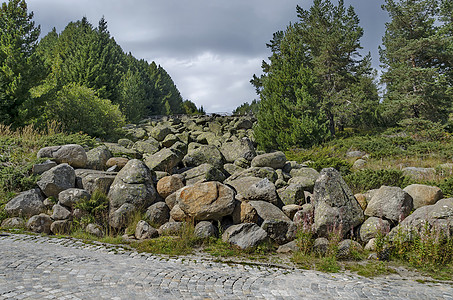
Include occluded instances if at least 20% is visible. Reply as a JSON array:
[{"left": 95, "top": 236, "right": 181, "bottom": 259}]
[{"left": 27, "top": 0, "right": 388, "bottom": 113}]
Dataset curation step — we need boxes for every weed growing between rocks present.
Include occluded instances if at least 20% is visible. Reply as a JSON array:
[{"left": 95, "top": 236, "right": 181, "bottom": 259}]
[{"left": 72, "top": 190, "right": 110, "bottom": 235}]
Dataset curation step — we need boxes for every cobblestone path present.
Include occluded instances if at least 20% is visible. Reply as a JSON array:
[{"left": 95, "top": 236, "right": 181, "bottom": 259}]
[{"left": 0, "top": 233, "right": 452, "bottom": 299}]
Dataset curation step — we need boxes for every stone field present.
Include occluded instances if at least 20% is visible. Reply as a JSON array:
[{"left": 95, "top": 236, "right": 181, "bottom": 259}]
[{"left": 0, "top": 233, "right": 452, "bottom": 300}]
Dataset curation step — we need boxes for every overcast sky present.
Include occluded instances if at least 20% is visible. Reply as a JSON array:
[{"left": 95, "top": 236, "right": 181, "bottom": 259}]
[{"left": 27, "top": 0, "right": 388, "bottom": 113}]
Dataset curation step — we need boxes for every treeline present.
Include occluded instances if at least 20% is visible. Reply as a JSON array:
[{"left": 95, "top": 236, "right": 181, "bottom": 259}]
[
  {"left": 246, "top": 0, "right": 453, "bottom": 151},
  {"left": 0, "top": 0, "right": 201, "bottom": 139}
]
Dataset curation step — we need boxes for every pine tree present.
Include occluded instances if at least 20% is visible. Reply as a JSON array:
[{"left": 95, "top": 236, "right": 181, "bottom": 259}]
[
  {"left": 380, "top": 0, "right": 452, "bottom": 123},
  {"left": 0, "top": 0, "right": 44, "bottom": 125}
]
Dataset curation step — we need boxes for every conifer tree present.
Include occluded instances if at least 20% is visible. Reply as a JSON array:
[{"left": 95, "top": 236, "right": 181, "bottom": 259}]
[
  {"left": 0, "top": 0, "right": 44, "bottom": 125},
  {"left": 380, "top": 0, "right": 452, "bottom": 123}
]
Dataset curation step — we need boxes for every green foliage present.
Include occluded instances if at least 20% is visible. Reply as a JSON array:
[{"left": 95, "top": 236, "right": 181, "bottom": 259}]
[
  {"left": 233, "top": 99, "right": 259, "bottom": 116},
  {"left": 73, "top": 189, "right": 109, "bottom": 232},
  {"left": 41, "top": 83, "right": 125, "bottom": 139},
  {"left": 0, "top": 0, "right": 45, "bottom": 126},
  {"left": 345, "top": 261, "right": 397, "bottom": 278},
  {"left": 380, "top": 0, "right": 453, "bottom": 124},
  {"left": 286, "top": 148, "right": 352, "bottom": 174},
  {"left": 253, "top": 0, "right": 379, "bottom": 150},
  {"left": 344, "top": 169, "right": 413, "bottom": 194}
]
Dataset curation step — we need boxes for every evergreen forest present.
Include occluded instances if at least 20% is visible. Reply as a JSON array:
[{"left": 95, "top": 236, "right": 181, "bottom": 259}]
[{"left": 0, "top": 0, "right": 201, "bottom": 139}]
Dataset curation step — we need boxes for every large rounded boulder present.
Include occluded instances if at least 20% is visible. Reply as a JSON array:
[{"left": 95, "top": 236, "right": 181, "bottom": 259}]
[
  {"left": 37, "top": 144, "right": 87, "bottom": 168},
  {"left": 176, "top": 181, "right": 235, "bottom": 221}
]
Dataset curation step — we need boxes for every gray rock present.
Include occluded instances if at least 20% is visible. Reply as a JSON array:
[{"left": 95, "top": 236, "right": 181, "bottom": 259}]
[
  {"left": 365, "top": 186, "right": 413, "bottom": 223},
  {"left": 145, "top": 202, "right": 170, "bottom": 227},
  {"left": 222, "top": 223, "right": 268, "bottom": 250},
  {"left": 135, "top": 220, "right": 158, "bottom": 239},
  {"left": 194, "top": 221, "right": 218, "bottom": 239},
  {"left": 312, "top": 168, "right": 364, "bottom": 238},
  {"left": 32, "top": 160, "right": 57, "bottom": 175},
  {"left": 337, "top": 239, "right": 363, "bottom": 259},
  {"left": 313, "top": 237, "right": 329, "bottom": 256},
  {"left": 118, "top": 138, "right": 134, "bottom": 148},
  {"left": 248, "top": 201, "right": 294, "bottom": 244},
  {"left": 150, "top": 125, "right": 173, "bottom": 141},
  {"left": 402, "top": 167, "right": 436, "bottom": 181},
  {"left": 282, "top": 204, "right": 302, "bottom": 220},
  {"left": 277, "top": 240, "right": 299, "bottom": 254},
  {"left": 50, "top": 220, "right": 72, "bottom": 235},
  {"left": 352, "top": 159, "right": 367, "bottom": 170},
  {"left": 104, "top": 142, "right": 140, "bottom": 159},
  {"left": 183, "top": 144, "right": 225, "bottom": 170},
  {"left": 51, "top": 204, "right": 72, "bottom": 221},
  {"left": 403, "top": 184, "right": 443, "bottom": 209},
  {"left": 165, "top": 192, "right": 178, "bottom": 210},
  {"left": 177, "top": 182, "right": 235, "bottom": 221},
  {"left": 346, "top": 150, "right": 366, "bottom": 158},
  {"left": 359, "top": 217, "right": 391, "bottom": 243},
  {"left": 289, "top": 168, "right": 320, "bottom": 193},
  {"left": 58, "top": 188, "right": 91, "bottom": 209},
  {"left": 162, "top": 134, "right": 180, "bottom": 148},
  {"left": 158, "top": 222, "right": 183, "bottom": 236},
  {"left": 76, "top": 169, "right": 117, "bottom": 195},
  {"left": 109, "top": 203, "right": 137, "bottom": 229},
  {"left": 227, "top": 167, "right": 278, "bottom": 183},
  {"left": 1, "top": 217, "right": 25, "bottom": 228},
  {"left": 220, "top": 137, "right": 256, "bottom": 163},
  {"left": 37, "top": 144, "right": 87, "bottom": 168},
  {"left": 86, "top": 223, "right": 104, "bottom": 238},
  {"left": 5, "top": 188, "right": 45, "bottom": 217},
  {"left": 144, "top": 148, "right": 181, "bottom": 172},
  {"left": 133, "top": 139, "right": 160, "bottom": 155},
  {"left": 389, "top": 198, "right": 453, "bottom": 238},
  {"left": 86, "top": 145, "right": 112, "bottom": 170},
  {"left": 108, "top": 159, "right": 157, "bottom": 214},
  {"left": 37, "top": 163, "right": 76, "bottom": 198},
  {"left": 26, "top": 213, "right": 52, "bottom": 234},
  {"left": 251, "top": 151, "right": 286, "bottom": 170},
  {"left": 182, "top": 163, "right": 226, "bottom": 185},
  {"left": 277, "top": 184, "right": 305, "bottom": 205}
]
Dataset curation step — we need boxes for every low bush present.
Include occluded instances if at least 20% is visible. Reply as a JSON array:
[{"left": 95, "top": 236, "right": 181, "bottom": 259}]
[{"left": 344, "top": 169, "right": 413, "bottom": 194}]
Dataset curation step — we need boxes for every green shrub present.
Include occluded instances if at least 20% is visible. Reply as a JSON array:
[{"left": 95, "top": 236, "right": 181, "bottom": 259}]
[
  {"left": 42, "top": 83, "right": 126, "bottom": 140},
  {"left": 344, "top": 169, "right": 413, "bottom": 194},
  {"left": 73, "top": 190, "right": 109, "bottom": 232}
]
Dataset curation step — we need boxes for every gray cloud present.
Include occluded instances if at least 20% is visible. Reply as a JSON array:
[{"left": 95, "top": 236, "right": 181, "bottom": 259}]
[{"left": 27, "top": 0, "right": 388, "bottom": 113}]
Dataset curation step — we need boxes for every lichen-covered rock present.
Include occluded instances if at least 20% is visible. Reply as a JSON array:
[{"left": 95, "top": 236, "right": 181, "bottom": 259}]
[
  {"left": 389, "top": 198, "right": 453, "bottom": 237},
  {"left": 158, "top": 221, "right": 183, "bottom": 236},
  {"left": 312, "top": 168, "right": 364, "bottom": 238},
  {"left": 86, "top": 223, "right": 104, "bottom": 238},
  {"left": 365, "top": 186, "right": 413, "bottom": 223},
  {"left": 183, "top": 144, "right": 225, "bottom": 170},
  {"left": 145, "top": 202, "right": 170, "bottom": 226},
  {"left": 37, "top": 144, "right": 87, "bottom": 168},
  {"left": 58, "top": 188, "right": 91, "bottom": 209},
  {"left": 402, "top": 167, "right": 436, "bottom": 181},
  {"left": 108, "top": 159, "right": 157, "bottom": 218},
  {"left": 37, "top": 164, "right": 76, "bottom": 198},
  {"left": 26, "top": 213, "right": 52, "bottom": 234},
  {"left": 177, "top": 182, "right": 235, "bottom": 221},
  {"left": 194, "top": 221, "right": 218, "bottom": 239},
  {"left": 337, "top": 239, "right": 363, "bottom": 259},
  {"left": 182, "top": 163, "right": 226, "bottom": 185},
  {"left": 86, "top": 145, "right": 112, "bottom": 170},
  {"left": 135, "top": 220, "right": 158, "bottom": 239},
  {"left": 1, "top": 217, "right": 25, "bottom": 228},
  {"left": 403, "top": 184, "right": 443, "bottom": 209},
  {"left": 51, "top": 204, "right": 72, "bottom": 221},
  {"left": 282, "top": 204, "right": 302, "bottom": 220},
  {"left": 220, "top": 137, "right": 256, "bottom": 163},
  {"left": 5, "top": 188, "right": 46, "bottom": 217},
  {"left": 277, "top": 184, "right": 305, "bottom": 205},
  {"left": 105, "top": 157, "right": 129, "bottom": 170},
  {"left": 32, "top": 160, "right": 57, "bottom": 175},
  {"left": 359, "top": 217, "right": 390, "bottom": 243},
  {"left": 248, "top": 201, "right": 295, "bottom": 244},
  {"left": 76, "top": 169, "right": 117, "bottom": 195},
  {"left": 222, "top": 223, "right": 268, "bottom": 250},
  {"left": 251, "top": 151, "right": 286, "bottom": 170},
  {"left": 50, "top": 220, "right": 72, "bottom": 235},
  {"left": 150, "top": 125, "right": 173, "bottom": 141},
  {"left": 109, "top": 203, "right": 137, "bottom": 229},
  {"left": 104, "top": 142, "right": 140, "bottom": 159},
  {"left": 289, "top": 168, "right": 320, "bottom": 193},
  {"left": 144, "top": 148, "right": 181, "bottom": 172},
  {"left": 133, "top": 139, "right": 160, "bottom": 155}
]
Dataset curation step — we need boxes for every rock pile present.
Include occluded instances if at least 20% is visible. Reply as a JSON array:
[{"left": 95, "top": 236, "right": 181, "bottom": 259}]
[{"left": 2, "top": 114, "right": 453, "bottom": 254}]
